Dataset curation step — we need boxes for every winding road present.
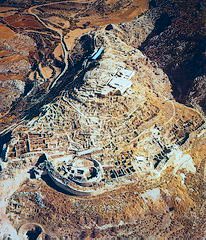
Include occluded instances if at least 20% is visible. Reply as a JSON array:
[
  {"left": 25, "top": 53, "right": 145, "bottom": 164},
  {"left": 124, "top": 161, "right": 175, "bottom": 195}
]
[
  {"left": 28, "top": 2, "right": 70, "bottom": 90},
  {"left": 28, "top": 0, "right": 96, "bottom": 90}
]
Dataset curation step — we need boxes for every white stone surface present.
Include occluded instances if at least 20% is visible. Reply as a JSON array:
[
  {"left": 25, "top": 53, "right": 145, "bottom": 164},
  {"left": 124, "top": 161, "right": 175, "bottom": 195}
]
[
  {"left": 141, "top": 188, "right": 161, "bottom": 202},
  {"left": 166, "top": 147, "right": 196, "bottom": 174}
]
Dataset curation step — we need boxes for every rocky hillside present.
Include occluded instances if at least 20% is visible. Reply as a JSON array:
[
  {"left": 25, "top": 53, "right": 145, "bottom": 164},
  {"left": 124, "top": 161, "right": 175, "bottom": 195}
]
[
  {"left": 0, "top": 0, "right": 148, "bottom": 132},
  {"left": 140, "top": 0, "right": 206, "bottom": 112},
  {"left": 120, "top": 0, "right": 206, "bottom": 112}
]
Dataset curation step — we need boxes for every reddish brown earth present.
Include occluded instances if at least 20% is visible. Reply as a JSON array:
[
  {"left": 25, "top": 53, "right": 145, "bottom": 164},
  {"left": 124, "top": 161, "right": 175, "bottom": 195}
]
[
  {"left": 4, "top": 14, "right": 45, "bottom": 30},
  {"left": 0, "top": 22, "right": 36, "bottom": 118}
]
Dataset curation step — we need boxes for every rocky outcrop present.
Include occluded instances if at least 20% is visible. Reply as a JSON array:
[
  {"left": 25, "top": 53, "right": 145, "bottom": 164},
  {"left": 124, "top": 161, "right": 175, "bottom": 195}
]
[
  {"left": 0, "top": 24, "right": 36, "bottom": 117},
  {"left": 140, "top": 0, "right": 206, "bottom": 111},
  {"left": 116, "top": 0, "right": 206, "bottom": 112},
  {"left": 187, "top": 75, "right": 206, "bottom": 112}
]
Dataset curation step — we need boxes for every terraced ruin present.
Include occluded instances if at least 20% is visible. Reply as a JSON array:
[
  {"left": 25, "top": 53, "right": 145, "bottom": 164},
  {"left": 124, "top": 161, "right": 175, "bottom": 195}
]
[{"left": 2, "top": 49, "right": 204, "bottom": 197}]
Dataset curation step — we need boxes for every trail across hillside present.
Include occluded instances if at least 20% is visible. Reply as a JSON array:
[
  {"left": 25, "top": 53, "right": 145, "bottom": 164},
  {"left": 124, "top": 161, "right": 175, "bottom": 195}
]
[{"left": 28, "top": 1, "right": 96, "bottom": 89}]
